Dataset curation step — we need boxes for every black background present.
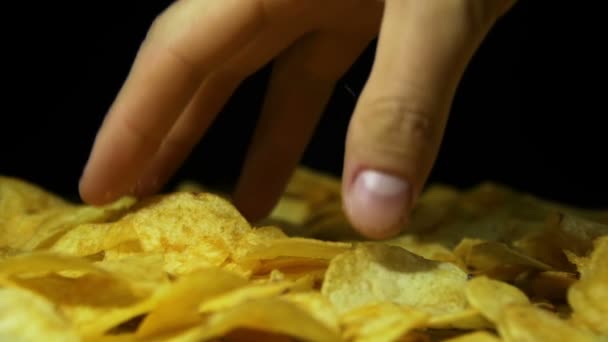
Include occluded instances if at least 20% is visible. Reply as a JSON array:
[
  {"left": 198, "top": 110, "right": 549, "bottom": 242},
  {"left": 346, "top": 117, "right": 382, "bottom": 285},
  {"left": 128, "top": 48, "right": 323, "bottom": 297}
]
[{"left": 2, "top": 1, "right": 606, "bottom": 207}]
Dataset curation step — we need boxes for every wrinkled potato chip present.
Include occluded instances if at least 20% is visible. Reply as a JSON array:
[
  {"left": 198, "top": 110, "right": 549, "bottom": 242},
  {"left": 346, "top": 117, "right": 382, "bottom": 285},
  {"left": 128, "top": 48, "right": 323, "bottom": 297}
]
[
  {"left": 322, "top": 243, "right": 469, "bottom": 316},
  {"left": 1, "top": 168, "right": 607, "bottom": 341}
]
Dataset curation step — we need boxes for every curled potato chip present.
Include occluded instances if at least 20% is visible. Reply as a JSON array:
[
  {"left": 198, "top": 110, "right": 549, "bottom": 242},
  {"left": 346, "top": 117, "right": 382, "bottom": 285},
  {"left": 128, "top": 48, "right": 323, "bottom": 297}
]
[
  {"left": 136, "top": 268, "right": 248, "bottom": 338},
  {"left": 322, "top": 243, "right": 468, "bottom": 316},
  {"left": 461, "top": 241, "right": 552, "bottom": 274},
  {"left": 515, "top": 212, "right": 608, "bottom": 271},
  {"left": 199, "top": 276, "right": 314, "bottom": 314}
]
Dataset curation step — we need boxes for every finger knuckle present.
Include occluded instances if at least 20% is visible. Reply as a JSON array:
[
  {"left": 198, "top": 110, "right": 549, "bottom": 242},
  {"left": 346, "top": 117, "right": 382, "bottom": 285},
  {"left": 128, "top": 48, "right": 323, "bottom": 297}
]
[{"left": 355, "top": 96, "right": 439, "bottom": 160}]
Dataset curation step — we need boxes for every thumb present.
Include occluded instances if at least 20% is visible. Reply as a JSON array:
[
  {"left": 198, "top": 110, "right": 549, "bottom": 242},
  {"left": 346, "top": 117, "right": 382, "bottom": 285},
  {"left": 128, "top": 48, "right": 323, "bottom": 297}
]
[{"left": 343, "top": 0, "right": 511, "bottom": 239}]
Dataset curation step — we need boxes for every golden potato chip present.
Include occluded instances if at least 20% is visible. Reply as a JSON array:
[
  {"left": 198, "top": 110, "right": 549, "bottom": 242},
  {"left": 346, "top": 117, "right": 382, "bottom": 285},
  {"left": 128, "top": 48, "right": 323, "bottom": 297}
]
[
  {"left": 282, "top": 167, "right": 341, "bottom": 204},
  {"left": 176, "top": 298, "right": 341, "bottom": 342},
  {"left": 236, "top": 237, "right": 351, "bottom": 262},
  {"left": 427, "top": 308, "right": 492, "bottom": 330},
  {"left": 280, "top": 291, "right": 340, "bottom": 335},
  {"left": 460, "top": 241, "right": 552, "bottom": 275},
  {"left": 404, "top": 184, "right": 461, "bottom": 234},
  {"left": 267, "top": 196, "right": 312, "bottom": 227},
  {"left": 136, "top": 268, "right": 248, "bottom": 338},
  {"left": 52, "top": 193, "right": 252, "bottom": 275},
  {"left": 0, "top": 252, "right": 106, "bottom": 277},
  {"left": 50, "top": 221, "right": 140, "bottom": 257},
  {"left": 322, "top": 243, "right": 468, "bottom": 316},
  {"left": 0, "top": 190, "right": 133, "bottom": 252},
  {"left": 1, "top": 169, "right": 607, "bottom": 341},
  {"left": 0, "top": 287, "right": 79, "bottom": 341},
  {"left": 567, "top": 236, "right": 608, "bottom": 335},
  {"left": 386, "top": 234, "right": 461, "bottom": 265},
  {"left": 443, "top": 331, "right": 501, "bottom": 342},
  {"left": 465, "top": 276, "right": 529, "bottom": 323},
  {"left": 199, "top": 276, "right": 314, "bottom": 314},
  {"left": 94, "top": 253, "right": 169, "bottom": 297},
  {"left": 497, "top": 304, "right": 597, "bottom": 342},
  {"left": 65, "top": 290, "right": 163, "bottom": 338},
  {"left": 1, "top": 206, "right": 74, "bottom": 250},
  {"left": 340, "top": 302, "right": 428, "bottom": 342},
  {"left": 514, "top": 212, "right": 608, "bottom": 271},
  {"left": 301, "top": 214, "right": 363, "bottom": 241},
  {"left": 10, "top": 273, "right": 140, "bottom": 308},
  {"left": 0, "top": 176, "right": 68, "bottom": 220}
]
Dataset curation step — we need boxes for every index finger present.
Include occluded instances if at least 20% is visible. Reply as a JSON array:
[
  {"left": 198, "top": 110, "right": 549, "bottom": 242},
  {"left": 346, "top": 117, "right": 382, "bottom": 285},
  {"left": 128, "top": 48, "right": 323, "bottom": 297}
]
[{"left": 79, "top": 0, "right": 265, "bottom": 205}]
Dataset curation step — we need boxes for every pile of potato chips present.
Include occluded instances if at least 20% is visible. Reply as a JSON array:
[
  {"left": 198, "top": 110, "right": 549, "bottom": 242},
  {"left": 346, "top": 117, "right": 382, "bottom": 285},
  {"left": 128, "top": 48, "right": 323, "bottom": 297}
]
[{"left": 1, "top": 167, "right": 607, "bottom": 341}]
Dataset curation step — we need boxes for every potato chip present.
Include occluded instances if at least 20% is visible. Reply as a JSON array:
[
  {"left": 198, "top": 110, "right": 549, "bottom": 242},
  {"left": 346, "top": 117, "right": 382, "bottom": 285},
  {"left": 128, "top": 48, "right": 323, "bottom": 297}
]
[
  {"left": 443, "top": 331, "right": 501, "bottom": 342},
  {"left": 136, "top": 268, "right": 248, "bottom": 338},
  {"left": 460, "top": 241, "right": 552, "bottom": 275},
  {"left": 465, "top": 276, "right": 530, "bottom": 323},
  {"left": 0, "top": 287, "right": 79, "bottom": 342},
  {"left": 94, "top": 253, "right": 169, "bottom": 297},
  {"left": 427, "top": 308, "right": 492, "bottom": 330},
  {"left": 0, "top": 176, "right": 68, "bottom": 220},
  {"left": 497, "top": 304, "right": 597, "bottom": 342},
  {"left": 1, "top": 169, "right": 608, "bottom": 341},
  {"left": 567, "top": 236, "right": 608, "bottom": 335},
  {"left": 66, "top": 290, "right": 163, "bottom": 338},
  {"left": 52, "top": 193, "right": 252, "bottom": 275},
  {"left": 0, "top": 251, "right": 107, "bottom": 277},
  {"left": 522, "top": 271, "right": 577, "bottom": 301},
  {"left": 236, "top": 237, "right": 351, "bottom": 262},
  {"left": 198, "top": 276, "right": 314, "bottom": 314},
  {"left": 280, "top": 291, "right": 340, "bottom": 335},
  {"left": 386, "top": 234, "right": 461, "bottom": 265},
  {"left": 514, "top": 212, "right": 608, "bottom": 271},
  {"left": 179, "top": 298, "right": 341, "bottom": 342},
  {"left": 340, "top": 303, "right": 428, "bottom": 342},
  {"left": 322, "top": 243, "right": 469, "bottom": 316}
]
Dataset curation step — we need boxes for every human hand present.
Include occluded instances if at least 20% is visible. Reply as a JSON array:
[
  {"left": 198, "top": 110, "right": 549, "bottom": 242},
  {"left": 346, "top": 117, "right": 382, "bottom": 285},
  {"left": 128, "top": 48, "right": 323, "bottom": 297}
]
[{"left": 79, "top": 0, "right": 515, "bottom": 239}]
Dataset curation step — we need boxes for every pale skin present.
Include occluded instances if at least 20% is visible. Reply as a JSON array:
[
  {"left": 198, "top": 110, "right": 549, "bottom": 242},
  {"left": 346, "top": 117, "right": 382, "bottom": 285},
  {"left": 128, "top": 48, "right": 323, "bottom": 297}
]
[{"left": 79, "top": 0, "right": 516, "bottom": 239}]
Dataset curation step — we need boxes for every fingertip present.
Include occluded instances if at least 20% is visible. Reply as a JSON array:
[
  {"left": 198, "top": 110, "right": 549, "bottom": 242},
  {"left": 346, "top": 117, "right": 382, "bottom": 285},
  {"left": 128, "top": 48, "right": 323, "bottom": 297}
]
[
  {"left": 78, "top": 178, "right": 115, "bottom": 206},
  {"left": 78, "top": 165, "right": 132, "bottom": 206},
  {"left": 343, "top": 169, "right": 412, "bottom": 240}
]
